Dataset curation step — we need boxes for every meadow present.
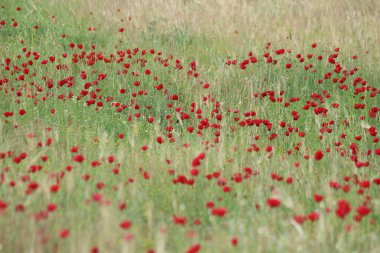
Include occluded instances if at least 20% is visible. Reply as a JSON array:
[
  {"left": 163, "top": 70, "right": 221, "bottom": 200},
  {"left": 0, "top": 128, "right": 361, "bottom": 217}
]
[{"left": 1, "top": 0, "right": 380, "bottom": 252}]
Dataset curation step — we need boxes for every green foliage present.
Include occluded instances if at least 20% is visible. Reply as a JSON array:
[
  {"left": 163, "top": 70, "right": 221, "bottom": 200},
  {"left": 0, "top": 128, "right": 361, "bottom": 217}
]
[{"left": 0, "top": 0, "right": 379, "bottom": 253}]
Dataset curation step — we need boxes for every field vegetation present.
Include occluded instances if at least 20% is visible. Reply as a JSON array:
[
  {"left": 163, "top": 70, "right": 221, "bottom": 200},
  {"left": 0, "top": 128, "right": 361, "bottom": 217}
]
[{"left": 1, "top": 0, "right": 379, "bottom": 252}]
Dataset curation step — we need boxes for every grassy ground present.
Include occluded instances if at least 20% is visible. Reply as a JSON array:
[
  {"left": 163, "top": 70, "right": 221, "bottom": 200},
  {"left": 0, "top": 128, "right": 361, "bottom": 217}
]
[{"left": 1, "top": 0, "right": 380, "bottom": 252}]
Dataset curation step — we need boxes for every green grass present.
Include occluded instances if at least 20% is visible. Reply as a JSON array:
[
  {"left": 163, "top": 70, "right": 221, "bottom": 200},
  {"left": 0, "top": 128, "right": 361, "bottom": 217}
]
[{"left": 1, "top": 0, "right": 380, "bottom": 253}]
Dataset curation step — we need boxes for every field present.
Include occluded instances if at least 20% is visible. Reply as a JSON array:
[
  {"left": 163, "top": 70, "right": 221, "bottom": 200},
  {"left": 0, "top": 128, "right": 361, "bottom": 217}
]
[{"left": 1, "top": 0, "right": 380, "bottom": 252}]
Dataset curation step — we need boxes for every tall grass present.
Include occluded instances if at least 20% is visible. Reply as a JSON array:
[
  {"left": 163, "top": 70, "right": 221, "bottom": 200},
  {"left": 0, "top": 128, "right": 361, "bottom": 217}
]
[{"left": 0, "top": 0, "right": 379, "bottom": 252}]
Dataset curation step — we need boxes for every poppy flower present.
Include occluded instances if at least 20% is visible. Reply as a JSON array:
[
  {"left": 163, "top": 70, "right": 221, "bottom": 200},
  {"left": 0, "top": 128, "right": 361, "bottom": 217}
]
[
  {"left": 173, "top": 215, "right": 187, "bottom": 225},
  {"left": 211, "top": 207, "right": 227, "bottom": 217},
  {"left": 308, "top": 212, "right": 320, "bottom": 222},
  {"left": 356, "top": 205, "right": 371, "bottom": 216},
  {"left": 0, "top": 200, "right": 8, "bottom": 210},
  {"left": 119, "top": 220, "right": 132, "bottom": 229},
  {"left": 314, "top": 150, "right": 324, "bottom": 161},
  {"left": 187, "top": 244, "right": 201, "bottom": 253},
  {"left": 59, "top": 229, "right": 70, "bottom": 239},
  {"left": 313, "top": 194, "right": 324, "bottom": 202},
  {"left": 267, "top": 198, "right": 281, "bottom": 208},
  {"left": 336, "top": 200, "right": 351, "bottom": 219},
  {"left": 73, "top": 154, "right": 85, "bottom": 163},
  {"left": 231, "top": 237, "right": 238, "bottom": 246}
]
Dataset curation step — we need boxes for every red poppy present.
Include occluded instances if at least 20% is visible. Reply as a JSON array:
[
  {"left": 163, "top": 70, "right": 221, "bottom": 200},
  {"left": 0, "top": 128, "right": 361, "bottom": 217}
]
[
  {"left": 73, "top": 154, "right": 85, "bottom": 163},
  {"left": 0, "top": 200, "right": 8, "bottom": 210},
  {"left": 231, "top": 237, "right": 238, "bottom": 246},
  {"left": 211, "top": 207, "right": 227, "bottom": 217},
  {"left": 313, "top": 194, "right": 324, "bottom": 202},
  {"left": 314, "top": 150, "right": 324, "bottom": 161},
  {"left": 308, "top": 212, "right": 320, "bottom": 222},
  {"left": 267, "top": 198, "right": 281, "bottom": 208},
  {"left": 119, "top": 220, "right": 132, "bottom": 229},
  {"left": 59, "top": 229, "right": 70, "bottom": 239},
  {"left": 356, "top": 205, "right": 371, "bottom": 216},
  {"left": 187, "top": 244, "right": 201, "bottom": 253},
  {"left": 336, "top": 200, "right": 351, "bottom": 219},
  {"left": 173, "top": 215, "right": 187, "bottom": 225}
]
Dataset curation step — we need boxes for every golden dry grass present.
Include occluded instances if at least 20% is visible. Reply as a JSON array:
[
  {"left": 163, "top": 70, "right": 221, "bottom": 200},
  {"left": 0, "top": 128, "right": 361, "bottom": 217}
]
[{"left": 58, "top": 0, "right": 380, "bottom": 51}]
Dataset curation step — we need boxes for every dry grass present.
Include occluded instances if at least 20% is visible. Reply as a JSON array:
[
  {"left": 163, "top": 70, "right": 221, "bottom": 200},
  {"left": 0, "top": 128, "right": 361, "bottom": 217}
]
[{"left": 56, "top": 0, "right": 380, "bottom": 50}]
